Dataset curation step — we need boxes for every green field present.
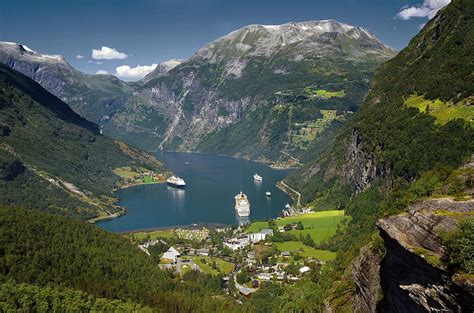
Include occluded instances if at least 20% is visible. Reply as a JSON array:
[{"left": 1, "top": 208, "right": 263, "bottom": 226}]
[
  {"left": 404, "top": 94, "right": 474, "bottom": 125},
  {"left": 125, "top": 229, "right": 174, "bottom": 243},
  {"left": 188, "top": 256, "right": 235, "bottom": 276},
  {"left": 305, "top": 87, "right": 346, "bottom": 99},
  {"left": 274, "top": 241, "right": 336, "bottom": 261},
  {"left": 113, "top": 166, "right": 146, "bottom": 179},
  {"left": 247, "top": 210, "right": 349, "bottom": 243}
]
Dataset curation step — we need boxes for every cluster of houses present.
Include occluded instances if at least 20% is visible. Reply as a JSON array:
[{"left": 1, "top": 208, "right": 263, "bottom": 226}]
[
  {"left": 223, "top": 229, "right": 274, "bottom": 251},
  {"left": 255, "top": 264, "right": 311, "bottom": 282},
  {"left": 282, "top": 206, "right": 312, "bottom": 217}
]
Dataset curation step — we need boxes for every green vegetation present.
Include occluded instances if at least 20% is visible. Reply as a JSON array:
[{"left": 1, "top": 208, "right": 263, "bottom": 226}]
[
  {"left": 305, "top": 87, "right": 346, "bottom": 99},
  {"left": 125, "top": 229, "right": 175, "bottom": 243},
  {"left": 413, "top": 247, "right": 442, "bottom": 268},
  {"left": 0, "top": 64, "right": 166, "bottom": 219},
  {"left": 194, "top": 43, "right": 393, "bottom": 161},
  {"left": 274, "top": 241, "right": 336, "bottom": 261},
  {"left": 284, "top": 0, "right": 474, "bottom": 308},
  {"left": 0, "top": 206, "right": 236, "bottom": 311},
  {"left": 404, "top": 94, "right": 473, "bottom": 125},
  {"left": 0, "top": 281, "right": 153, "bottom": 312},
  {"left": 189, "top": 256, "right": 234, "bottom": 276},
  {"left": 247, "top": 211, "right": 349, "bottom": 243},
  {"left": 441, "top": 218, "right": 474, "bottom": 274}
]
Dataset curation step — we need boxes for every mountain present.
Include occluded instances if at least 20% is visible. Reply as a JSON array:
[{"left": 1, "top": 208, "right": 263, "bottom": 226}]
[
  {"left": 142, "top": 58, "right": 184, "bottom": 83},
  {"left": 0, "top": 42, "right": 133, "bottom": 126},
  {"left": 104, "top": 20, "right": 396, "bottom": 162},
  {"left": 0, "top": 63, "right": 166, "bottom": 220},
  {"left": 283, "top": 0, "right": 473, "bottom": 310}
]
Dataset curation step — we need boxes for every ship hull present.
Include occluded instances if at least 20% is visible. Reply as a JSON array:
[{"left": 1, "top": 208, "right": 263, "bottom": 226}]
[
  {"left": 167, "top": 182, "right": 186, "bottom": 189},
  {"left": 237, "top": 211, "right": 250, "bottom": 217}
]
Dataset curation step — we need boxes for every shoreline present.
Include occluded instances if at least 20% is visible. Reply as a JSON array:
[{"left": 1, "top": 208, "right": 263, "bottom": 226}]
[
  {"left": 117, "top": 222, "right": 233, "bottom": 235},
  {"left": 117, "top": 180, "right": 166, "bottom": 190},
  {"left": 157, "top": 149, "right": 298, "bottom": 170}
]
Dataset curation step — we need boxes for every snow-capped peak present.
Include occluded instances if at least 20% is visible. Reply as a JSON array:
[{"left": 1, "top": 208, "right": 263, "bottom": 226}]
[{"left": 0, "top": 41, "right": 65, "bottom": 63}]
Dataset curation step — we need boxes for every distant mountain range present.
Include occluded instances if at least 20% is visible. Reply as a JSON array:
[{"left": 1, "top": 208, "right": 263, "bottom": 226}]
[{"left": 0, "top": 20, "right": 396, "bottom": 163}]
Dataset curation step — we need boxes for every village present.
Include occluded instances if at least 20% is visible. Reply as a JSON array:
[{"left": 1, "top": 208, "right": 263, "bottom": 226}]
[{"left": 124, "top": 209, "right": 348, "bottom": 298}]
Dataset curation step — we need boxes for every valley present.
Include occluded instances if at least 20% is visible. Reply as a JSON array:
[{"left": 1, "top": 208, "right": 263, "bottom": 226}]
[{"left": 0, "top": 0, "right": 473, "bottom": 311}]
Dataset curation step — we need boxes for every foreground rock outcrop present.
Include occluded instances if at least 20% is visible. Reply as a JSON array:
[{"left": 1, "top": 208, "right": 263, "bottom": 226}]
[{"left": 377, "top": 198, "right": 473, "bottom": 312}]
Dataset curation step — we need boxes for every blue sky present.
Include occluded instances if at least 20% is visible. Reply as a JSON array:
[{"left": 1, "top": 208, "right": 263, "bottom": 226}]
[{"left": 0, "top": 0, "right": 449, "bottom": 80}]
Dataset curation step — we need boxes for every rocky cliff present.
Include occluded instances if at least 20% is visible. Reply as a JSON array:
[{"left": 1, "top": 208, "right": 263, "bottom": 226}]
[
  {"left": 377, "top": 198, "right": 473, "bottom": 312},
  {"left": 348, "top": 198, "right": 474, "bottom": 312}
]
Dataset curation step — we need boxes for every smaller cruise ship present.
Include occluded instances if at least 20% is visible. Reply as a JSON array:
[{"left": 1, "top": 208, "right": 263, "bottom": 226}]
[
  {"left": 253, "top": 173, "right": 262, "bottom": 182},
  {"left": 166, "top": 175, "right": 186, "bottom": 188},
  {"left": 235, "top": 192, "right": 251, "bottom": 217}
]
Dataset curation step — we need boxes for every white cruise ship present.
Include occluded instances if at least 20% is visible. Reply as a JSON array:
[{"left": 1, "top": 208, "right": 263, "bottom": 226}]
[
  {"left": 235, "top": 192, "right": 250, "bottom": 217},
  {"left": 166, "top": 175, "right": 186, "bottom": 188},
  {"left": 253, "top": 173, "right": 262, "bottom": 182}
]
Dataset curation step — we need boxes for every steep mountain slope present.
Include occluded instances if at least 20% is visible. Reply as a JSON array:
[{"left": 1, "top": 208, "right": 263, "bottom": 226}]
[
  {"left": 0, "top": 64, "right": 166, "bottom": 220},
  {"left": 287, "top": 0, "right": 473, "bottom": 204},
  {"left": 106, "top": 20, "right": 396, "bottom": 162},
  {"left": 142, "top": 58, "right": 184, "bottom": 83},
  {"left": 0, "top": 42, "right": 133, "bottom": 126},
  {"left": 0, "top": 206, "right": 236, "bottom": 311},
  {"left": 281, "top": 0, "right": 473, "bottom": 310}
]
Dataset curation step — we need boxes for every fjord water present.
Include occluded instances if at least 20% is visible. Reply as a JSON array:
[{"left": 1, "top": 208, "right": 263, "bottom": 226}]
[{"left": 98, "top": 152, "right": 292, "bottom": 232}]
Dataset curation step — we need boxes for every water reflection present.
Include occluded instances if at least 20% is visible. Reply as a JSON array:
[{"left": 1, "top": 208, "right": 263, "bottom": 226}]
[
  {"left": 236, "top": 214, "right": 250, "bottom": 226},
  {"left": 167, "top": 186, "right": 185, "bottom": 213}
]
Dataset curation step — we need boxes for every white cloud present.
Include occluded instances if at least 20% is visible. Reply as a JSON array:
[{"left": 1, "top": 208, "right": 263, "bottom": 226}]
[
  {"left": 88, "top": 60, "right": 103, "bottom": 65},
  {"left": 95, "top": 70, "right": 109, "bottom": 75},
  {"left": 397, "top": 0, "right": 451, "bottom": 20},
  {"left": 92, "top": 46, "right": 128, "bottom": 60},
  {"left": 76, "top": 54, "right": 84, "bottom": 59},
  {"left": 115, "top": 64, "right": 158, "bottom": 80}
]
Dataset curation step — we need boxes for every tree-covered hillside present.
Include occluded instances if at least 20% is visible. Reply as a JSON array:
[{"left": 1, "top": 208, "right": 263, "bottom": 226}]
[
  {"left": 0, "top": 206, "right": 236, "bottom": 312},
  {"left": 0, "top": 64, "right": 166, "bottom": 219}
]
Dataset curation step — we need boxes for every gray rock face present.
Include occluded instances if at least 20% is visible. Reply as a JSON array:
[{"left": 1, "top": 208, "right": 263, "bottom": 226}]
[
  {"left": 0, "top": 41, "right": 133, "bottom": 125},
  {"left": 376, "top": 198, "right": 474, "bottom": 312},
  {"left": 341, "top": 129, "right": 387, "bottom": 193},
  {"left": 141, "top": 59, "right": 184, "bottom": 83},
  {"left": 0, "top": 42, "right": 74, "bottom": 97},
  {"left": 350, "top": 242, "right": 384, "bottom": 312}
]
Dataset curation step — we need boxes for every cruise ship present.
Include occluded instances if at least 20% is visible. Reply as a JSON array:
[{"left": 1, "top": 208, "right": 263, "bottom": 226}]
[
  {"left": 235, "top": 192, "right": 250, "bottom": 217},
  {"left": 166, "top": 175, "right": 186, "bottom": 188},
  {"left": 253, "top": 173, "right": 262, "bottom": 182}
]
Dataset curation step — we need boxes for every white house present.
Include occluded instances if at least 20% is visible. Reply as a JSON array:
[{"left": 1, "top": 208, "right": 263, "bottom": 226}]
[
  {"left": 299, "top": 266, "right": 311, "bottom": 274},
  {"left": 161, "top": 246, "right": 180, "bottom": 263},
  {"left": 249, "top": 229, "right": 274, "bottom": 243},
  {"left": 223, "top": 236, "right": 250, "bottom": 250}
]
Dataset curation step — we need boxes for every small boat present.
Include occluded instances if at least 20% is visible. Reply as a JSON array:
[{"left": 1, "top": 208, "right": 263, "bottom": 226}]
[
  {"left": 285, "top": 203, "right": 291, "bottom": 209},
  {"left": 265, "top": 191, "right": 272, "bottom": 197},
  {"left": 253, "top": 173, "right": 262, "bottom": 182},
  {"left": 185, "top": 162, "right": 191, "bottom": 165},
  {"left": 166, "top": 175, "right": 186, "bottom": 188}
]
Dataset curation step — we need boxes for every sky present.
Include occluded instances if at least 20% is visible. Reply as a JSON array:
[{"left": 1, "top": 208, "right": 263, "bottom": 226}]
[{"left": 0, "top": 0, "right": 450, "bottom": 80}]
